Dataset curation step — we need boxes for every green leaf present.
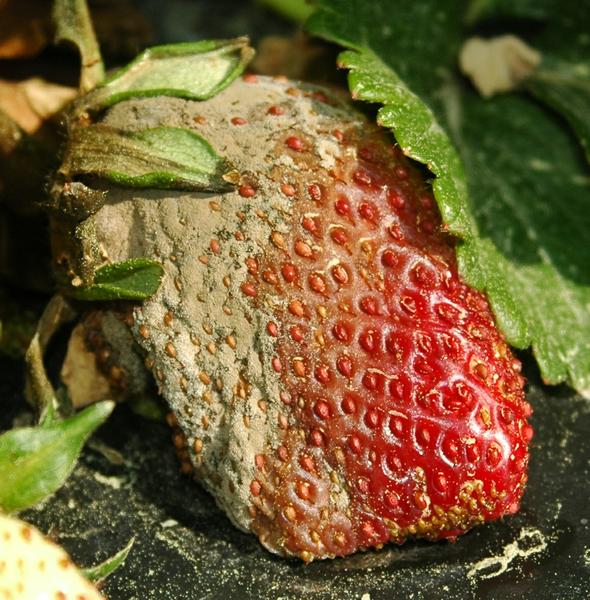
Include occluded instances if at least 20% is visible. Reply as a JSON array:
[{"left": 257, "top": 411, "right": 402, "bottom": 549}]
[
  {"left": 526, "top": 60, "right": 590, "bottom": 163},
  {"left": 71, "top": 258, "right": 163, "bottom": 301},
  {"left": 52, "top": 0, "right": 105, "bottom": 92},
  {"left": 61, "top": 125, "right": 234, "bottom": 192},
  {"left": 78, "top": 37, "right": 254, "bottom": 113},
  {"left": 82, "top": 537, "right": 134, "bottom": 583},
  {"left": 307, "top": 0, "right": 590, "bottom": 393},
  {"left": 257, "top": 0, "right": 316, "bottom": 23},
  {"left": 0, "top": 401, "right": 114, "bottom": 513},
  {"left": 465, "top": 0, "right": 552, "bottom": 24}
]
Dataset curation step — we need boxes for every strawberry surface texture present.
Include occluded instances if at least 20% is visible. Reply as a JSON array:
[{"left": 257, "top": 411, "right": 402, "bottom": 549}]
[{"left": 59, "top": 75, "right": 532, "bottom": 560}]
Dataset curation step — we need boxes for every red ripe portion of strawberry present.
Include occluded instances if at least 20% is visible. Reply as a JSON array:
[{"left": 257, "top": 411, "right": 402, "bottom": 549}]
[{"left": 241, "top": 128, "right": 531, "bottom": 560}]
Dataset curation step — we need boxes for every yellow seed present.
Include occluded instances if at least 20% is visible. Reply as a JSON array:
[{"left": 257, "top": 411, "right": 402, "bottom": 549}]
[{"left": 271, "top": 231, "right": 286, "bottom": 249}]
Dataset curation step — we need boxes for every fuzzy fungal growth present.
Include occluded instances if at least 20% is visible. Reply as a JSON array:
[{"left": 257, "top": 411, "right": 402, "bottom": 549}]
[
  {"left": 55, "top": 76, "right": 532, "bottom": 560},
  {"left": 0, "top": 513, "right": 103, "bottom": 599}
]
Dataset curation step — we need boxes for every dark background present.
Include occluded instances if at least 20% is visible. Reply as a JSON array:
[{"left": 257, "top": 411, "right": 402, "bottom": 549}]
[{"left": 1, "top": 1, "right": 590, "bottom": 598}]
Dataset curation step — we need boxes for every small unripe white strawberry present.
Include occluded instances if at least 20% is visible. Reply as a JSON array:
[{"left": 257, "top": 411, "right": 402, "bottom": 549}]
[{"left": 0, "top": 513, "right": 103, "bottom": 600}]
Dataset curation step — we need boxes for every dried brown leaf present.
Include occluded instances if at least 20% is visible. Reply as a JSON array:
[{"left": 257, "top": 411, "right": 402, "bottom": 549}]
[{"left": 0, "top": 78, "right": 77, "bottom": 133}]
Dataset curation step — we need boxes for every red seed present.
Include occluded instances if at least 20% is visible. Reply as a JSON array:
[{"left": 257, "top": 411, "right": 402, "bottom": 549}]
[
  {"left": 335, "top": 195, "right": 350, "bottom": 216},
  {"left": 358, "top": 477, "right": 370, "bottom": 494},
  {"left": 281, "top": 263, "right": 298, "bottom": 283},
  {"left": 400, "top": 296, "right": 417, "bottom": 314},
  {"left": 360, "top": 296, "right": 379, "bottom": 315},
  {"left": 348, "top": 435, "right": 362, "bottom": 453},
  {"left": 385, "top": 490, "right": 399, "bottom": 508},
  {"left": 290, "top": 326, "right": 304, "bottom": 342},
  {"left": 336, "top": 355, "right": 353, "bottom": 378},
  {"left": 387, "top": 188, "right": 406, "bottom": 209},
  {"left": 486, "top": 443, "right": 502, "bottom": 467},
  {"left": 314, "top": 365, "right": 330, "bottom": 384},
  {"left": 267, "top": 105, "right": 284, "bottom": 115},
  {"left": 241, "top": 282, "right": 257, "bottom": 297},
  {"left": 353, "top": 169, "right": 372, "bottom": 187},
  {"left": 262, "top": 269, "right": 278, "bottom": 284},
  {"left": 238, "top": 184, "right": 256, "bottom": 198},
  {"left": 341, "top": 396, "right": 356, "bottom": 414},
  {"left": 301, "top": 216, "right": 318, "bottom": 235},
  {"left": 332, "top": 322, "right": 350, "bottom": 342},
  {"left": 300, "top": 455, "right": 316, "bottom": 473},
  {"left": 245, "top": 257, "right": 258, "bottom": 274},
  {"left": 231, "top": 117, "right": 247, "bottom": 125},
  {"left": 281, "top": 183, "right": 296, "bottom": 197},
  {"left": 365, "top": 409, "right": 380, "bottom": 428},
  {"left": 296, "top": 481, "right": 312, "bottom": 500},
  {"left": 314, "top": 400, "right": 330, "bottom": 419},
  {"left": 250, "top": 480, "right": 262, "bottom": 496},
  {"left": 295, "top": 240, "right": 313, "bottom": 258},
  {"left": 310, "top": 430, "right": 325, "bottom": 446},
  {"left": 381, "top": 249, "right": 397, "bottom": 268},
  {"left": 308, "top": 273, "right": 326, "bottom": 294},
  {"left": 286, "top": 136, "right": 305, "bottom": 151},
  {"left": 359, "top": 201, "right": 377, "bottom": 221},
  {"left": 330, "top": 227, "right": 348, "bottom": 245},
  {"left": 362, "top": 371, "right": 379, "bottom": 391},
  {"left": 308, "top": 184, "right": 322, "bottom": 201},
  {"left": 435, "top": 473, "right": 448, "bottom": 493},
  {"left": 331, "top": 263, "right": 349, "bottom": 284},
  {"left": 413, "top": 492, "right": 427, "bottom": 510},
  {"left": 359, "top": 329, "right": 379, "bottom": 353}
]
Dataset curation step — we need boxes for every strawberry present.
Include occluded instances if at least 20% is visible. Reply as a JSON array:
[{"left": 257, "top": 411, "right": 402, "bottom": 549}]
[
  {"left": 55, "top": 74, "right": 532, "bottom": 561},
  {"left": 0, "top": 513, "right": 104, "bottom": 599}
]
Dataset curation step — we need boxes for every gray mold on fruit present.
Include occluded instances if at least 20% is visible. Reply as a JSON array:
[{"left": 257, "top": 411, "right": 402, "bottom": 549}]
[{"left": 59, "top": 76, "right": 363, "bottom": 537}]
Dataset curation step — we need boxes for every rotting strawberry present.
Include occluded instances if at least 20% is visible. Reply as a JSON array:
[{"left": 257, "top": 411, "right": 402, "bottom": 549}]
[{"left": 53, "top": 74, "right": 532, "bottom": 561}]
